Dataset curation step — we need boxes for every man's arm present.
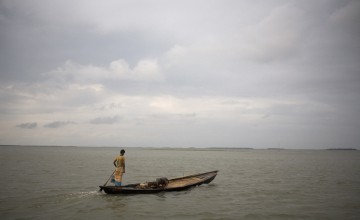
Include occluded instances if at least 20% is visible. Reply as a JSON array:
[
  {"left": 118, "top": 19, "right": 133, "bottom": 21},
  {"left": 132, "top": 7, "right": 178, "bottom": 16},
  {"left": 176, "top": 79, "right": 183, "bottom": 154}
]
[
  {"left": 113, "top": 159, "right": 117, "bottom": 167},
  {"left": 123, "top": 161, "right": 125, "bottom": 173}
]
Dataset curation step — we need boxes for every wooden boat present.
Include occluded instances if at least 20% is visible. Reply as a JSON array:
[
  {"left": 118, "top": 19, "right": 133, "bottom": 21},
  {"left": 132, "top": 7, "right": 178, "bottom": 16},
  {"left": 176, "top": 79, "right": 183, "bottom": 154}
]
[{"left": 99, "top": 170, "right": 218, "bottom": 194}]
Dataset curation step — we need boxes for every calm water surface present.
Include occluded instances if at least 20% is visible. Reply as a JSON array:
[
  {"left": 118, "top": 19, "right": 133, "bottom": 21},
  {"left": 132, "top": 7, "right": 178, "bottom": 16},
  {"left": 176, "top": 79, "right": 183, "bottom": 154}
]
[{"left": 0, "top": 146, "right": 359, "bottom": 219}]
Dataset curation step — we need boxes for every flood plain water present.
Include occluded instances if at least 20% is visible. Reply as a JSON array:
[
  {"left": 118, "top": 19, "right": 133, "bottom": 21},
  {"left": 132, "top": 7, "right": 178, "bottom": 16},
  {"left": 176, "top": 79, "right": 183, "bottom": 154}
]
[{"left": 0, "top": 146, "right": 359, "bottom": 220}]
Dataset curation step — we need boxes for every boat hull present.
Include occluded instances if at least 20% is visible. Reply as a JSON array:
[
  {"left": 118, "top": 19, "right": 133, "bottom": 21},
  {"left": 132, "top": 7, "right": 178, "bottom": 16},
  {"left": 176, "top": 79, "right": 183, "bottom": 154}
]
[{"left": 99, "top": 170, "right": 218, "bottom": 194}]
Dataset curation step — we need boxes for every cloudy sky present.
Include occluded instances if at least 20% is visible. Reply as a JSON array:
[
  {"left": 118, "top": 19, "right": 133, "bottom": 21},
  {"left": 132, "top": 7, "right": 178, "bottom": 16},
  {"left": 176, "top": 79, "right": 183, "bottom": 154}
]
[{"left": 0, "top": 0, "right": 359, "bottom": 149}]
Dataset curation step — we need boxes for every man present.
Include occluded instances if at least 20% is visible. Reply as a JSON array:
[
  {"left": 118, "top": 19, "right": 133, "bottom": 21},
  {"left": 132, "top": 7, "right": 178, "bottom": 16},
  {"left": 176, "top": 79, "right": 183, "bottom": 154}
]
[{"left": 113, "top": 149, "right": 125, "bottom": 186}]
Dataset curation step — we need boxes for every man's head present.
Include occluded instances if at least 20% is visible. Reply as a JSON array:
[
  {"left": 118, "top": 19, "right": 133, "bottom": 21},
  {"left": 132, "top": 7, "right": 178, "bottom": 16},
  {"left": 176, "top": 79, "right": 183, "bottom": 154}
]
[{"left": 120, "top": 149, "right": 125, "bottom": 155}]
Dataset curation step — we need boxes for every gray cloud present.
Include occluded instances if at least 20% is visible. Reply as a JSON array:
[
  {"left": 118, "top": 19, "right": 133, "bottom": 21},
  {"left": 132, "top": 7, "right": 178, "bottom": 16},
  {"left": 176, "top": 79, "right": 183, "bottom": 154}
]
[
  {"left": 43, "top": 121, "right": 75, "bottom": 129},
  {"left": 16, "top": 122, "right": 37, "bottom": 129},
  {"left": 90, "top": 116, "right": 119, "bottom": 125}
]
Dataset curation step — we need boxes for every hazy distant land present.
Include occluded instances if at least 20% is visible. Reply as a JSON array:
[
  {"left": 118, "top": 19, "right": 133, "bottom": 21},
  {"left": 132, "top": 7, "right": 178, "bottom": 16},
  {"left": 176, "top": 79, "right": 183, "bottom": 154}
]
[{"left": 0, "top": 145, "right": 357, "bottom": 151}]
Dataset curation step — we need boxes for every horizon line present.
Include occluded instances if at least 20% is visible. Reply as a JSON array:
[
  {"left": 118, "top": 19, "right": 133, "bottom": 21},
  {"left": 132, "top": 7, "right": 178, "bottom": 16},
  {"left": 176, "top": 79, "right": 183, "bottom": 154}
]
[{"left": 0, "top": 144, "right": 358, "bottom": 150}]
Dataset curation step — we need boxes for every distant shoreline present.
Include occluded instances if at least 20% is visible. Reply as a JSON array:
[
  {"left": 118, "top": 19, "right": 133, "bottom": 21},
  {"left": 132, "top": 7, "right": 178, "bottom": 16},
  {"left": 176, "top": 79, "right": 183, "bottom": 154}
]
[{"left": 0, "top": 145, "right": 358, "bottom": 150}]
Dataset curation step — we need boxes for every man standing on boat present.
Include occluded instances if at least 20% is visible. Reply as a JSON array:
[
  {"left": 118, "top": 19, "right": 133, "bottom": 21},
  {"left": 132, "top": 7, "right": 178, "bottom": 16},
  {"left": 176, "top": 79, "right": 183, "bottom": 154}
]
[{"left": 113, "top": 149, "right": 125, "bottom": 186}]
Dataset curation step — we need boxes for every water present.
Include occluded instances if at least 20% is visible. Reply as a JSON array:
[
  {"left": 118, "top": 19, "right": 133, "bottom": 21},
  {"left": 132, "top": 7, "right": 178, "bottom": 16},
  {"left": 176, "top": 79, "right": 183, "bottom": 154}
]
[{"left": 1, "top": 146, "right": 359, "bottom": 220}]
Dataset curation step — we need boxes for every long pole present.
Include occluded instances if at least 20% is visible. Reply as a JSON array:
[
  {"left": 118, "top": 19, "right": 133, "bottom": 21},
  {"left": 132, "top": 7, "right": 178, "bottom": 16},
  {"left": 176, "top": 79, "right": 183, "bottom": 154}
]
[{"left": 99, "top": 170, "right": 115, "bottom": 192}]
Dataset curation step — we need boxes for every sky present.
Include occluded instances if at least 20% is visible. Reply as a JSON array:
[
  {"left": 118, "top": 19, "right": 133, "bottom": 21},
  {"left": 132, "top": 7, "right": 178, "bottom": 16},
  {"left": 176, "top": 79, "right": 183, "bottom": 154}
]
[{"left": 0, "top": 0, "right": 359, "bottom": 149}]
